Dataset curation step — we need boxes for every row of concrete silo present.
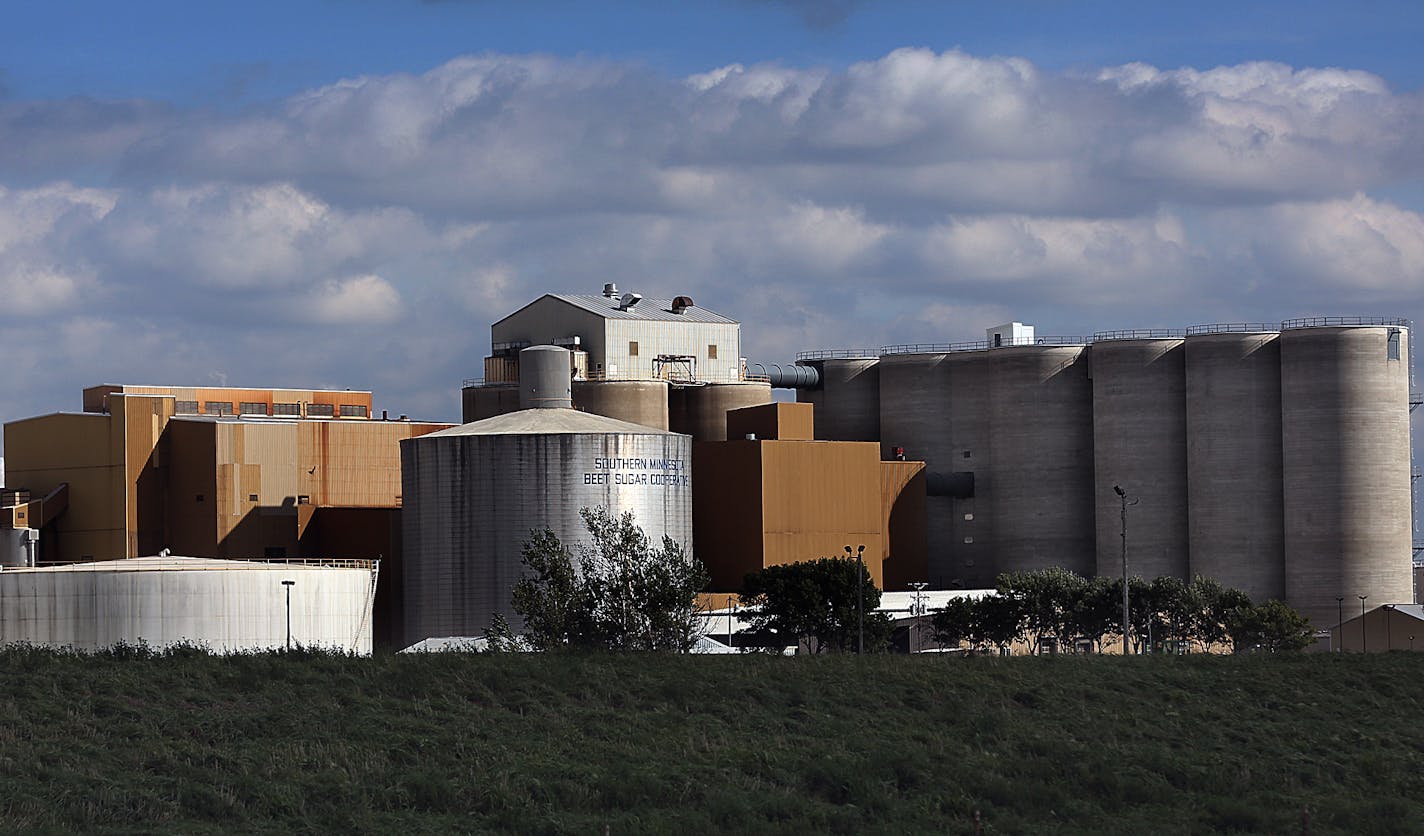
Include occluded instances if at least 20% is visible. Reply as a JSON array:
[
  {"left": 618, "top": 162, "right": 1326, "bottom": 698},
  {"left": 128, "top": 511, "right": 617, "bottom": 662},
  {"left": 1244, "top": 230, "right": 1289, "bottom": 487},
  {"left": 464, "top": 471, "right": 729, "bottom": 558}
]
[{"left": 798, "top": 320, "right": 1413, "bottom": 626}]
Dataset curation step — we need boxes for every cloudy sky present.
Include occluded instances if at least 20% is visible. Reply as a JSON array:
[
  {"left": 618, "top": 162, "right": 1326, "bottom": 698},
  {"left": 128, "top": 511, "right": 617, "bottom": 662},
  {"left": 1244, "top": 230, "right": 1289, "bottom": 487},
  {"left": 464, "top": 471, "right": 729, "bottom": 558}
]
[{"left": 2, "top": 0, "right": 1423, "bottom": 425}]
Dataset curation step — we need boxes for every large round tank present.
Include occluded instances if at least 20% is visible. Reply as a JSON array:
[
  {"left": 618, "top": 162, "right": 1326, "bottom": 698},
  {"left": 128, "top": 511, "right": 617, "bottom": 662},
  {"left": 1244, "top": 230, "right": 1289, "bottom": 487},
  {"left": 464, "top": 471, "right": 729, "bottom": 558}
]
[
  {"left": 400, "top": 409, "right": 693, "bottom": 643},
  {"left": 1090, "top": 336, "right": 1189, "bottom": 582},
  {"left": 1185, "top": 327, "right": 1285, "bottom": 601},
  {"left": 877, "top": 353, "right": 954, "bottom": 585},
  {"left": 572, "top": 379, "right": 670, "bottom": 431},
  {"left": 463, "top": 384, "right": 519, "bottom": 423},
  {"left": 795, "top": 356, "right": 881, "bottom": 441},
  {"left": 986, "top": 345, "right": 1096, "bottom": 576},
  {"left": 943, "top": 351, "right": 997, "bottom": 588},
  {"left": 670, "top": 381, "right": 772, "bottom": 441},
  {"left": 0, "top": 556, "right": 376, "bottom": 653},
  {"left": 1280, "top": 322, "right": 1413, "bottom": 625}
]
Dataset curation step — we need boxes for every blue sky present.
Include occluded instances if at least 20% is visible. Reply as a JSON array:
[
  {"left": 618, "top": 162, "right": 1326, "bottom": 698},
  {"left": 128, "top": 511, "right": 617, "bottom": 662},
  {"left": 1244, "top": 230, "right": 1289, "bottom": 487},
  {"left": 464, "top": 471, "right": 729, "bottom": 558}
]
[{"left": 0, "top": 0, "right": 1422, "bottom": 427}]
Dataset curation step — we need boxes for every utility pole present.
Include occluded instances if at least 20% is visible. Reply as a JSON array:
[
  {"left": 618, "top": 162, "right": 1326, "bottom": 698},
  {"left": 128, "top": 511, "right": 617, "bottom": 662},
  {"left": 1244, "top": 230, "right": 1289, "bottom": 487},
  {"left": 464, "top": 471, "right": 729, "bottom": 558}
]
[
  {"left": 1113, "top": 486, "right": 1137, "bottom": 654},
  {"left": 846, "top": 544, "right": 866, "bottom": 653},
  {"left": 1359, "top": 595, "right": 1368, "bottom": 653},
  {"left": 282, "top": 580, "right": 295, "bottom": 651}
]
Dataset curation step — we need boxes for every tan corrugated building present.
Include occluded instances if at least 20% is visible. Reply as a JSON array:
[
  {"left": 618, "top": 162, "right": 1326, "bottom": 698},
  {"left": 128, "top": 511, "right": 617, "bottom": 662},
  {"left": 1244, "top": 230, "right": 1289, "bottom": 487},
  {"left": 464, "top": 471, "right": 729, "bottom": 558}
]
[
  {"left": 693, "top": 402, "right": 927, "bottom": 591},
  {"left": 4, "top": 385, "right": 450, "bottom": 565}
]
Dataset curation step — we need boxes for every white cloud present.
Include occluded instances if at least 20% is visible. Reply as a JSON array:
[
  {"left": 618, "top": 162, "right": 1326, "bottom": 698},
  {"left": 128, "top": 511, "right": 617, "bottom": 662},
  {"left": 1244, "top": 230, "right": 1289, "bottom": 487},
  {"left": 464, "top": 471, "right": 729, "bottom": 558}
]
[{"left": 305, "top": 274, "right": 404, "bottom": 324}]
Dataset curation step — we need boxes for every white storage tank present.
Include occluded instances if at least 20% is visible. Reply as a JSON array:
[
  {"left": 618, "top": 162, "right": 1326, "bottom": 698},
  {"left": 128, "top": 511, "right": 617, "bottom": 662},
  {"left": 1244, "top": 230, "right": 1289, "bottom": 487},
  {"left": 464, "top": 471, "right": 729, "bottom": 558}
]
[
  {"left": 402, "top": 347, "right": 694, "bottom": 644},
  {"left": 0, "top": 556, "right": 377, "bottom": 654}
]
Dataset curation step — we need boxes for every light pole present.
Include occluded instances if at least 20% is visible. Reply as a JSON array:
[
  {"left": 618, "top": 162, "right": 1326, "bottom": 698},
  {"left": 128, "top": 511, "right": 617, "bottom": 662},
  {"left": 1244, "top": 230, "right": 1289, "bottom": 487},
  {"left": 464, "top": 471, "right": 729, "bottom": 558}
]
[
  {"left": 1336, "top": 597, "right": 1344, "bottom": 653},
  {"left": 1358, "top": 595, "right": 1368, "bottom": 653},
  {"left": 846, "top": 544, "right": 866, "bottom": 654},
  {"left": 909, "top": 582, "right": 929, "bottom": 652},
  {"left": 728, "top": 596, "right": 735, "bottom": 649},
  {"left": 1113, "top": 485, "right": 1138, "bottom": 655},
  {"left": 1384, "top": 605, "right": 1393, "bottom": 651},
  {"left": 281, "top": 579, "right": 295, "bottom": 651}
]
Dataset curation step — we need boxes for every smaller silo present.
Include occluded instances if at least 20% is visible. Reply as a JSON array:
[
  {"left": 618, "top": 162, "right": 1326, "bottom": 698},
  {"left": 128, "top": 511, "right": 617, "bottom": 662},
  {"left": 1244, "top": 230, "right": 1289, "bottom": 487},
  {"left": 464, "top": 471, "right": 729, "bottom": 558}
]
[
  {"left": 672, "top": 381, "right": 773, "bottom": 441},
  {"left": 793, "top": 352, "right": 881, "bottom": 442},
  {"left": 1090, "top": 332, "right": 1189, "bottom": 583},
  {"left": 462, "top": 384, "right": 520, "bottom": 423},
  {"left": 572, "top": 380, "right": 670, "bottom": 431}
]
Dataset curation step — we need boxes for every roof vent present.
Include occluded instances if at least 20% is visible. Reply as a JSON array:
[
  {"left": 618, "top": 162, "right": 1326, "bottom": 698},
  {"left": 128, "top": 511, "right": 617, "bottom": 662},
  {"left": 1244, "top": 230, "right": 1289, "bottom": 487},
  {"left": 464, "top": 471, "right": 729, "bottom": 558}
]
[
  {"left": 603, "top": 282, "right": 618, "bottom": 298},
  {"left": 618, "top": 292, "right": 642, "bottom": 311},
  {"left": 672, "top": 295, "right": 695, "bottom": 314}
]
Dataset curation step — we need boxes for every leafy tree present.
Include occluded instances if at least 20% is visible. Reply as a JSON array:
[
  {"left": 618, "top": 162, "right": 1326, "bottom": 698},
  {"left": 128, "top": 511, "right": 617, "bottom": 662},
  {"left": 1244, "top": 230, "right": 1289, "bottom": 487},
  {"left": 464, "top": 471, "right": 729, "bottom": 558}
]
[
  {"left": 998, "top": 568, "right": 1087, "bottom": 654},
  {"left": 741, "top": 557, "right": 891, "bottom": 653},
  {"left": 504, "top": 507, "right": 708, "bottom": 651},
  {"left": 930, "top": 595, "right": 977, "bottom": 649},
  {"left": 1070, "top": 576, "right": 1120, "bottom": 652},
  {"left": 970, "top": 593, "right": 1025, "bottom": 654},
  {"left": 1224, "top": 600, "right": 1314, "bottom": 653},
  {"left": 1186, "top": 575, "right": 1252, "bottom": 651}
]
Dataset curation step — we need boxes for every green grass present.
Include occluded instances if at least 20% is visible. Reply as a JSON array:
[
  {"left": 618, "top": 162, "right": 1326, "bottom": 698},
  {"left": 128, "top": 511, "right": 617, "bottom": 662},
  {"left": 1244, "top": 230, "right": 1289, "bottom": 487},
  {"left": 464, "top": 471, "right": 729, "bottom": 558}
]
[{"left": 0, "top": 647, "right": 1419, "bottom": 833}]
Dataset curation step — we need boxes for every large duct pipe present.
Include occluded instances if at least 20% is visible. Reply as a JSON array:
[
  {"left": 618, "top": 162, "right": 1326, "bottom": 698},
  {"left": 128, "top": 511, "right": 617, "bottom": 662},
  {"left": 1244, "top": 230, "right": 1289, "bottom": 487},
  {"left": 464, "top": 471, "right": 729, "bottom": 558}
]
[{"left": 747, "top": 362, "right": 821, "bottom": 389}]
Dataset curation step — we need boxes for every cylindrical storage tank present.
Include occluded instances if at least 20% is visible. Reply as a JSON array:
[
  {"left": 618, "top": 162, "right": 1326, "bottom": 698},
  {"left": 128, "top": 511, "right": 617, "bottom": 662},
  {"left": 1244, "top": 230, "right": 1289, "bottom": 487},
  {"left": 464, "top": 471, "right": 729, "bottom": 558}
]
[
  {"left": 463, "top": 384, "right": 520, "bottom": 423},
  {"left": 401, "top": 410, "right": 693, "bottom": 643},
  {"left": 0, "top": 557, "right": 376, "bottom": 653},
  {"left": 878, "top": 353, "right": 962, "bottom": 586},
  {"left": 1185, "top": 328, "right": 1285, "bottom": 602},
  {"left": 1091, "top": 336, "right": 1189, "bottom": 582},
  {"left": 1280, "top": 323, "right": 1413, "bottom": 626},
  {"left": 797, "top": 357, "right": 881, "bottom": 441},
  {"left": 0, "top": 529, "right": 31, "bottom": 567},
  {"left": 572, "top": 379, "right": 670, "bottom": 431},
  {"left": 987, "top": 345, "right": 1096, "bottom": 576},
  {"left": 671, "top": 381, "right": 772, "bottom": 441},
  {"left": 943, "top": 351, "right": 997, "bottom": 588},
  {"left": 519, "top": 346, "right": 572, "bottom": 409}
]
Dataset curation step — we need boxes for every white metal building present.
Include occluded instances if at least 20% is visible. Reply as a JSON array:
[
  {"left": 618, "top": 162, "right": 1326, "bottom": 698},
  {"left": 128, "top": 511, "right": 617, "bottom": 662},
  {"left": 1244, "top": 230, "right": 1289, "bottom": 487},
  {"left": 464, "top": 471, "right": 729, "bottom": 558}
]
[{"left": 0, "top": 556, "right": 377, "bottom": 654}]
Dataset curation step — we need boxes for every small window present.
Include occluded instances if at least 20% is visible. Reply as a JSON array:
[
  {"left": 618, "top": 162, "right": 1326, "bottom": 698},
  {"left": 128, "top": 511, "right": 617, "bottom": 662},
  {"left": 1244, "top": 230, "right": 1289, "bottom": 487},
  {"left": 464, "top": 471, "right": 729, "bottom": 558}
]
[
  {"left": 628, "top": 341, "right": 639, "bottom": 357},
  {"left": 963, "top": 536, "right": 974, "bottom": 544},
  {"left": 297, "top": 495, "right": 310, "bottom": 505},
  {"left": 174, "top": 400, "right": 199, "bottom": 414},
  {"left": 707, "top": 344, "right": 718, "bottom": 359},
  {"left": 339, "top": 404, "right": 368, "bottom": 417},
  {"left": 196, "top": 494, "right": 205, "bottom": 503},
  {"left": 272, "top": 402, "right": 300, "bottom": 416},
  {"left": 962, "top": 450, "right": 971, "bottom": 459},
  {"left": 204, "top": 401, "right": 234, "bottom": 416},
  {"left": 248, "top": 494, "right": 258, "bottom": 502},
  {"left": 240, "top": 402, "right": 268, "bottom": 416},
  {"left": 306, "top": 403, "right": 334, "bottom": 417},
  {"left": 1387, "top": 329, "right": 1401, "bottom": 360},
  {"left": 964, "top": 513, "right": 974, "bottom": 521}
]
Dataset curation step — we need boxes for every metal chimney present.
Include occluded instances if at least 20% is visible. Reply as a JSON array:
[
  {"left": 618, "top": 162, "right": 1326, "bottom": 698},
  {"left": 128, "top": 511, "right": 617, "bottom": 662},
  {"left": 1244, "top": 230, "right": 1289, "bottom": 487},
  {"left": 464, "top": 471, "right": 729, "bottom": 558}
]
[{"left": 603, "top": 282, "right": 619, "bottom": 298}]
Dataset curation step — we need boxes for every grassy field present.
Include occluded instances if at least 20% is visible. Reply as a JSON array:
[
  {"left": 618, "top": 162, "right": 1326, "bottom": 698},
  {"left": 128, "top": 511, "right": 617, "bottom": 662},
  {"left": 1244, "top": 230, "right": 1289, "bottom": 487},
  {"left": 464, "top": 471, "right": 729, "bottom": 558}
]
[{"left": 0, "top": 647, "right": 1419, "bottom": 834}]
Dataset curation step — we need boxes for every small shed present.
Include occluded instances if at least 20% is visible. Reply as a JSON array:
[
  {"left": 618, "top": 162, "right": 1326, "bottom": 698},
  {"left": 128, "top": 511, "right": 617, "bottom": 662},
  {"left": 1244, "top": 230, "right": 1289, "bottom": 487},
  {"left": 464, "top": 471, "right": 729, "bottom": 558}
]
[{"left": 1329, "top": 604, "right": 1424, "bottom": 652}]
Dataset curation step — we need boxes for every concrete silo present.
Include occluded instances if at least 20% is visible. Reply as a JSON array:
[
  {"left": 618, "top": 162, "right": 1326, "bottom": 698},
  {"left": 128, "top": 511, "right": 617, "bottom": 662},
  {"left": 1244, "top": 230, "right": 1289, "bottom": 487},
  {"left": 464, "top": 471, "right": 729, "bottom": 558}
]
[
  {"left": 401, "top": 347, "right": 693, "bottom": 644},
  {"left": 794, "top": 353, "right": 881, "bottom": 442},
  {"left": 572, "top": 380, "right": 670, "bottom": 431},
  {"left": 670, "top": 381, "right": 772, "bottom": 441},
  {"left": 1184, "top": 326, "right": 1285, "bottom": 601},
  {"left": 1090, "top": 333, "right": 1189, "bottom": 582},
  {"left": 986, "top": 344, "right": 1096, "bottom": 577},
  {"left": 940, "top": 350, "right": 997, "bottom": 588},
  {"left": 1280, "top": 320, "right": 1413, "bottom": 626}
]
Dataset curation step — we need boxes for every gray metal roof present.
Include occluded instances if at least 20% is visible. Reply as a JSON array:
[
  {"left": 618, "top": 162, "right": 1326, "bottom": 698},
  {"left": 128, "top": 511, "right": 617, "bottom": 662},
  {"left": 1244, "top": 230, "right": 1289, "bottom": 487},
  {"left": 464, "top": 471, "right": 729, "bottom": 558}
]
[
  {"left": 547, "top": 294, "right": 739, "bottom": 324},
  {"left": 414, "top": 407, "right": 685, "bottom": 438}
]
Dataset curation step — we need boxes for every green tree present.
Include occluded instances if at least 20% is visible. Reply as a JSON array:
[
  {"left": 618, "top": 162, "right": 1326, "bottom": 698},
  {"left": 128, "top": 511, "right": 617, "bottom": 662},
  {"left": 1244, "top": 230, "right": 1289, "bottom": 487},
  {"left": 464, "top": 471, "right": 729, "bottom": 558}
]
[
  {"left": 930, "top": 595, "right": 977, "bottom": 649},
  {"left": 970, "top": 593, "right": 1025, "bottom": 654},
  {"left": 741, "top": 557, "right": 891, "bottom": 653},
  {"left": 1224, "top": 600, "right": 1314, "bottom": 653},
  {"left": 1070, "top": 575, "right": 1120, "bottom": 652},
  {"left": 998, "top": 568, "right": 1087, "bottom": 654},
  {"left": 1186, "top": 575, "right": 1251, "bottom": 651},
  {"left": 504, "top": 507, "right": 708, "bottom": 651}
]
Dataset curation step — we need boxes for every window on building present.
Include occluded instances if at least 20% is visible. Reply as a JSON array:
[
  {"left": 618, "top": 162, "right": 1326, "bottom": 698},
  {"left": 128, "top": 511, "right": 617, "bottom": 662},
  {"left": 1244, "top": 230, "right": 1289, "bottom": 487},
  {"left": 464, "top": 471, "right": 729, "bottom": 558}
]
[
  {"left": 306, "top": 403, "right": 335, "bottom": 417},
  {"left": 204, "top": 401, "right": 234, "bottom": 416},
  {"left": 248, "top": 494, "right": 258, "bottom": 502},
  {"left": 272, "top": 402, "right": 300, "bottom": 416},
  {"left": 628, "top": 341, "right": 639, "bottom": 357},
  {"left": 1388, "top": 329, "right": 1401, "bottom": 360},
  {"left": 339, "top": 404, "right": 368, "bottom": 417},
  {"left": 195, "top": 494, "right": 205, "bottom": 503},
  {"left": 708, "top": 344, "right": 718, "bottom": 359},
  {"left": 240, "top": 402, "right": 268, "bottom": 416},
  {"left": 297, "top": 495, "right": 310, "bottom": 505},
  {"left": 175, "top": 401, "right": 199, "bottom": 414}
]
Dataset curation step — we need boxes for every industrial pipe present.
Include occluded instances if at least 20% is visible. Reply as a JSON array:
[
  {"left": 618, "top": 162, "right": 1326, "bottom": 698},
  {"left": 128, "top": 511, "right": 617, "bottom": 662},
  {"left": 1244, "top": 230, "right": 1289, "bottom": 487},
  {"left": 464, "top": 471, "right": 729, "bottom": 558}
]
[
  {"left": 747, "top": 362, "right": 821, "bottom": 389},
  {"left": 926, "top": 472, "right": 975, "bottom": 499}
]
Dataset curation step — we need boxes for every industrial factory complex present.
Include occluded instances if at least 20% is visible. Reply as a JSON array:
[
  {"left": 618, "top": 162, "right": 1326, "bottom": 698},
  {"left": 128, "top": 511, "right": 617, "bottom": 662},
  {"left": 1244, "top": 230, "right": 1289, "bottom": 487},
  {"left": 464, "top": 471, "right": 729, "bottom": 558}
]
[{"left": 1, "top": 284, "right": 1420, "bottom": 651}]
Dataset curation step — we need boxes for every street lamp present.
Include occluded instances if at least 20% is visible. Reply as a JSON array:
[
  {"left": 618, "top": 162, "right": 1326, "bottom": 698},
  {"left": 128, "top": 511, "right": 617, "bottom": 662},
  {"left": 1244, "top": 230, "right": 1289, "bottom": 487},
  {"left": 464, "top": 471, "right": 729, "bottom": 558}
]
[
  {"left": 909, "top": 582, "right": 929, "bottom": 652},
  {"left": 281, "top": 580, "right": 296, "bottom": 651},
  {"left": 1336, "top": 597, "right": 1344, "bottom": 653},
  {"left": 845, "top": 544, "right": 866, "bottom": 653},
  {"left": 1358, "top": 595, "right": 1368, "bottom": 653},
  {"left": 1113, "top": 485, "right": 1138, "bottom": 655},
  {"left": 1384, "top": 605, "right": 1394, "bottom": 651}
]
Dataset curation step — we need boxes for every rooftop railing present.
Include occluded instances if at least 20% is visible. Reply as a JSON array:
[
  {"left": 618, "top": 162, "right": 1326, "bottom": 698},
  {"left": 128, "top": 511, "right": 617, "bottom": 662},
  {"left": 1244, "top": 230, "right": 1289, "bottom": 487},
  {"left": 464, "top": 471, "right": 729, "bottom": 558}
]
[
  {"left": 795, "top": 349, "right": 881, "bottom": 361},
  {"left": 1184, "top": 322, "right": 1279, "bottom": 335},
  {"left": 1280, "top": 316, "right": 1411, "bottom": 330},
  {"left": 881, "top": 336, "right": 1090, "bottom": 356},
  {"left": 1092, "top": 329, "right": 1187, "bottom": 341}
]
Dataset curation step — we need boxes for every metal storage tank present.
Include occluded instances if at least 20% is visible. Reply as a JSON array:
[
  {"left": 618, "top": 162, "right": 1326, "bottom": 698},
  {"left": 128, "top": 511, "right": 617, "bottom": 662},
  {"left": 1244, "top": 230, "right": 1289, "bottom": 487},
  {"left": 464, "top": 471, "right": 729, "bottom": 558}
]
[
  {"left": 877, "top": 351, "right": 964, "bottom": 586},
  {"left": 986, "top": 344, "right": 1096, "bottom": 576},
  {"left": 1184, "top": 326, "right": 1285, "bottom": 601},
  {"left": 1280, "top": 320, "right": 1413, "bottom": 626},
  {"left": 1090, "top": 333, "right": 1189, "bottom": 582},
  {"left": 0, "top": 556, "right": 376, "bottom": 654},
  {"left": 463, "top": 383, "right": 520, "bottom": 423},
  {"left": 572, "top": 380, "right": 670, "bottom": 431},
  {"left": 793, "top": 353, "right": 881, "bottom": 441},
  {"left": 671, "top": 381, "right": 772, "bottom": 441},
  {"left": 402, "top": 350, "right": 693, "bottom": 643}
]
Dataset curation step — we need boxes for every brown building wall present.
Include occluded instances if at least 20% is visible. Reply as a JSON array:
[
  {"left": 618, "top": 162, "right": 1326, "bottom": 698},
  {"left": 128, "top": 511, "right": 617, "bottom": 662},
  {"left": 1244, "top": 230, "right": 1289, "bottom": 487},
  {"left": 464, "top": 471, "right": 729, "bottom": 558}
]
[
  {"left": 692, "top": 440, "right": 765, "bottom": 590},
  {"left": 880, "top": 461, "right": 928, "bottom": 590},
  {"left": 4, "top": 412, "right": 125, "bottom": 562},
  {"left": 726, "top": 402, "right": 815, "bottom": 441}
]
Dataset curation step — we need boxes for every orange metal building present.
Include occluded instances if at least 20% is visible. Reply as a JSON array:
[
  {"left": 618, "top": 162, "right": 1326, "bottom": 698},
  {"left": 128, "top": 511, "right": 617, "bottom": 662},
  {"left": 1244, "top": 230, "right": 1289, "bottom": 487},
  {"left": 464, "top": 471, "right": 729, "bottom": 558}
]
[{"left": 694, "top": 402, "right": 927, "bottom": 592}]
